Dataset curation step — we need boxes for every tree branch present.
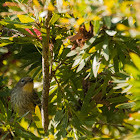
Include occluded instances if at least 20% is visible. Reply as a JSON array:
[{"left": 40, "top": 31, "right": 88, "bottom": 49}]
[{"left": 41, "top": 11, "right": 52, "bottom": 133}]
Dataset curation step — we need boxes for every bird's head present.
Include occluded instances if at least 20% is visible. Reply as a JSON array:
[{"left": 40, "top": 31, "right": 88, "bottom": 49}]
[{"left": 16, "top": 77, "right": 34, "bottom": 93}]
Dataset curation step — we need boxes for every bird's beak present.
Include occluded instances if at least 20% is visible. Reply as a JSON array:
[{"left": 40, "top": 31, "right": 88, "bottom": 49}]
[{"left": 29, "top": 78, "right": 33, "bottom": 82}]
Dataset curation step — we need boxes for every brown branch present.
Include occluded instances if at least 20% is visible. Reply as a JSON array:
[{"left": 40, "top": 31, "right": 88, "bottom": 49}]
[{"left": 41, "top": 11, "right": 52, "bottom": 133}]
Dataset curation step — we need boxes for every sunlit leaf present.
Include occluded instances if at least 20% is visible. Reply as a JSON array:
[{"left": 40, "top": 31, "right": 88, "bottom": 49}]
[
  {"left": 105, "top": 30, "right": 117, "bottom": 36},
  {"left": 17, "top": 15, "right": 35, "bottom": 23},
  {"left": 19, "top": 118, "right": 29, "bottom": 129},
  {"left": 81, "top": 35, "right": 98, "bottom": 50},
  {"left": 92, "top": 56, "right": 100, "bottom": 77},
  {"left": 117, "top": 24, "right": 128, "bottom": 31},
  {"left": 50, "top": 13, "right": 60, "bottom": 25},
  {"left": 116, "top": 102, "right": 135, "bottom": 109},
  {"left": 14, "top": 24, "right": 32, "bottom": 29},
  {"left": 33, "top": 0, "right": 41, "bottom": 7},
  {"left": 85, "top": 22, "right": 90, "bottom": 32},
  {"left": 89, "top": 46, "right": 96, "bottom": 53},
  {"left": 102, "top": 36, "right": 109, "bottom": 61},
  {"left": 34, "top": 106, "right": 44, "bottom": 134},
  {"left": 58, "top": 45, "right": 64, "bottom": 56},
  {"left": 125, "top": 65, "right": 140, "bottom": 78},
  {"left": 48, "top": 3, "right": 55, "bottom": 11},
  {"left": 72, "top": 58, "right": 81, "bottom": 68},
  {"left": 130, "top": 53, "right": 140, "bottom": 70},
  {"left": 76, "top": 59, "right": 86, "bottom": 73},
  {"left": 94, "top": 20, "right": 100, "bottom": 35},
  {"left": 67, "top": 47, "right": 81, "bottom": 57},
  {"left": 0, "top": 42, "right": 13, "bottom": 47},
  {"left": 77, "top": 18, "right": 85, "bottom": 26}
]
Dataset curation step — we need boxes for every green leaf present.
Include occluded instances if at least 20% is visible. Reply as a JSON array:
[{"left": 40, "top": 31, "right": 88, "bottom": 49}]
[
  {"left": 32, "top": 66, "right": 42, "bottom": 78},
  {"left": 113, "top": 56, "right": 119, "bottom": 72},
  {"left": 94, "top": 20, "right": 100, "bottom": 35},
  {"left": 0, "top": 132, "right": 9, "bottom": 140},
  {"left": 102, "top": 72, "right": 111, "bottom": 96},
  {"left": 27, "top": 62, "right": 41, "bottom": 75},
  {"left": 125, "top": 119, "right": 140, "bottom": 126},
  {"left": 14, "top": 24, "right": 32, "bottom": 29},
  {"left": 81, "top": 83, "right": 98, "bottom": 113},
  {"left": 81, "top": 35, "right": 98, "bottom": 50},
  {"left": 0, "top": 20, "right": 9, "bottom": 25},
  {"left": 125, "top": 65, "right": 140, "bottom": 78},
  {"left": 116, "top": 102, "right": 135, "bottom": 109},
  {"left": 104, "top": 16, "right": 111, "bottom": 29},
  {"left": 107, "top": 96, "right": 128, "bottom": 103},
  {"left": 0, "top": 100, "right": 6, "bottom": 118},
  {"left": 15, "top": 127, "right": 41, "bottom": 139},
  {"left": 50, "top": 13, "right": 60, "bottom": 25},
  {"left": 57, "top": 87, "right": 62, "bottom": 107},
  {"left": 17, "top": 111, "right": 30, "bottom": 122}
]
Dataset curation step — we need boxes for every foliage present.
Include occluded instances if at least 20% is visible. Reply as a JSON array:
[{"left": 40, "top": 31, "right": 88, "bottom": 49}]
[{"left": 0, "top": 0, "right": 140, "bottom": 139}]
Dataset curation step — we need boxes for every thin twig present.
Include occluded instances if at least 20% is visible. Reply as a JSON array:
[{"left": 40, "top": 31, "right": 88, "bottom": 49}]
[{"left": 95, "top": 122, "right": 125, "bottom": 127}]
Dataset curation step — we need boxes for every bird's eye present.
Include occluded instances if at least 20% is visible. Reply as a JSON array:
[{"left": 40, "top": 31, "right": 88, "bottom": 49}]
[{"left": 21, "top": 79, "right": 25, "bottom": 83}]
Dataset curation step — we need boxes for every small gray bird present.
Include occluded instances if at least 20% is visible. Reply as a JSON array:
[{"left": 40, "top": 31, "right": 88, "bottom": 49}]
[{"left": 11, "top": 77, "right": 41, "bottom": 119}]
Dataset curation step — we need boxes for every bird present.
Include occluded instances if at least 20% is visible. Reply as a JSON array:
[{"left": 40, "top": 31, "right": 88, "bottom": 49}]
[{"left": 11, "top": 77, "right": 41, "bottom": 120}]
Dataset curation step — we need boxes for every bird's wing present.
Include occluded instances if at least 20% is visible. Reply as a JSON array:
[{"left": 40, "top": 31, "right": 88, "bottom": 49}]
[{"left": 32, "top": 90, "right": 41, "bottom": 108}]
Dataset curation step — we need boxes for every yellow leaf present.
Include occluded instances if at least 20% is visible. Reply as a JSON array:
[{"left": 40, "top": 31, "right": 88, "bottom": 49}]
[
  {"left": 85, "top": 22, "right": 90, "bottom": 32},
  {"left": 33, "top": 106, "right": 44, "bottom": 134},
  {"left": 93, "top": 16, "right": 101, "bottom": 20},
  {"left": 117, "top": 24, "right": 128, "bottom": 31},
  {"left": 14, "top": 24, "right": 32, "bottom": 29},
  {"left": 63, "top": 1, "right": 69, "bottom": 7},
  {"left": 98, "top": 63, "right": 105, "bottom": 74},
  {"left": 59, "top": 18, "right": 69, "bottom": 24},
  {"left": 58, "top": 45, "right": 64, "bottom": 56},
  {"left": 130, "top": 53, "right": 140, "bottom": 70},
  {"left": 0, "top": 42, "right": 13, "bottom": 47},
  {"left": 89, "top": 46, "right": 96, "bottom": 53},
  {"left": 17, "top": 14, "right": 35, "bottom": 23},
  {"left": 20, "top": 118, "right": 28, "bottom": 129},
  {"left": 48, "top": 3, "right": 55, "bottom": 11},
  {"left": 86, "top": 69, "right": 91, "bottom": 72},
  {"left": 33, "top": 0, "right": 40, "bottom": 7},
  {"left": 35, "top": 105, "right": 42, "bottom": 121},
  {"left": 48, "top": 134, "right": 55, "bottom": 139},
  {"left": 76, "top": 18, "right": 85, "bottom": 26}
]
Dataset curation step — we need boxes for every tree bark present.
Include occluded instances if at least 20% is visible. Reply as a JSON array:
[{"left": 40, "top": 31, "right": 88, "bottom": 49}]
[{"left": 41, "top": 11, "right": 52, "bottom": 133}]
